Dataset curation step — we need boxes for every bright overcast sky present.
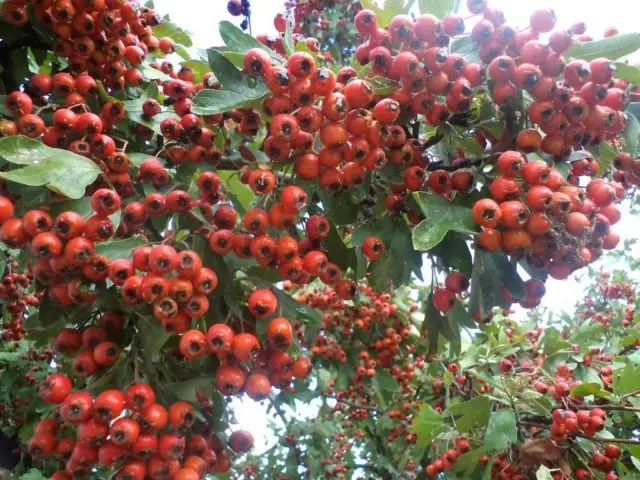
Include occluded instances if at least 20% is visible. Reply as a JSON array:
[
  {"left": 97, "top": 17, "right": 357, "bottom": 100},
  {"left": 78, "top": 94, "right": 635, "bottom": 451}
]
[{"left": 152, "top": 0, "right": 640, "bottom": 455}]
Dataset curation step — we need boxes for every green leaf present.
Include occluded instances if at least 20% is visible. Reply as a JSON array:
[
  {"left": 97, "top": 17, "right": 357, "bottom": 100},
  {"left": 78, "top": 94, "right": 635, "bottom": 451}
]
[
  {"left": 484, "top": 409, "right": 517, "bottom": 451},
  {"left": 570, "top": 383, "right": 602, "bottom": 397},
  {"left": 418, "top": 0, "right": 452, "bottom": 18},
  {"left": 412, "top": 192, "right": 479, "bottom": 251},
  {"left": 219, "top": 20, "right": 282, "bottom": 61},
  {"left": 137, "top": 315, "right": 170, "bottom": 363},
  {"left": 566, "top": 33, "right": 640, "bottom": 61},
  {"left": 431, "top": 231, "right": 473, "bottom": 276},
  {"left": 138, "top": 62, "right": 172, "bottom": 82},
  {"left": 623, "top": 113, "right": 640, "bottom": 156},
  {"left": 0, "top": 136, "right": 102, "bottom": 199},
  {"left": 445, "top": 395, "right": 491, "bottom": 432},
  {"left": 596, "top": 141, "right": 617, "bottom": 177},
  {"left": 181, "top": 59, "right": 210, "bottom": 82},
  {"left": 541, "top": 328, "right": 571, "bottom": 356},
  {"left": 369, "top": 76, "right": 399, "bottom": 95},
  {"left": 95, "top": 236, "right": 146, "bottom": 260},
  {"left": 373, "top": 370, "right": 400, "bottom": 392},
  {"left": 469, "top": 250, "right": 525, "bottom": 319},
  {"left": 615, "top": 363, "right": 640, "bottom": 396},
  {"left": 411, "top": 403, "right": 448, "bottom": 447},
  {"left": 283, "top": 20, "right": 295, "bottom": 56},
  {"left": 423, "top": 291, "right": 460, "bottom": 355},
  {"left": 164, "top": 377, "right": 215, "bottom": 402},
  {"left": 21, "top": 468, "right": 47, "bottom": 480},
  {"left": 353, "top": 216, "right": 421, "bottom": 289},
  {"left": 218, "top": 170, "right": 254, "bottom": 214},
  {"left": 124, "top": 99, "right": 180, "bottom": 136},
  {"left": 192, "top": 50, "right": 270, "bottom": 115},
  {"left": 152, "top": 17, "right": 193, "bottom": 47},
  {"left": 615, "top": 62, "right": 640, "bottom": 85},
  {"left": 536, "top": 465, "right": 554, "bottom": 480}
]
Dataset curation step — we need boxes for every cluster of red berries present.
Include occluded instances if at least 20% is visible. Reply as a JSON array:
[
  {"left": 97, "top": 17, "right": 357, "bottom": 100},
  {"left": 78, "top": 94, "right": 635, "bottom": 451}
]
[
  {"left": 612, "top": 152, "right": 640, "bottom": 187},
  {"left": 484, "top": 452, "right": 525, "bottom": 480},
  {"left": 472, "top": 150, "right": 622, "bottom": 281},
  {"left": 2, "top": 0, "right": 169, "bottom": 88},
  {"left": 51, "top": 321, "right": 123, "bottom": 378},
  {"left": 210, "top": 313, "right": 312, "bottom": 397},
  {"left": 550, "top": 407, "right": 607, "bottom": 443},
  {"left": 0, "top": 262, "right": 40, "bottom": 340},
  {"left": 431, "top": 271, "right": 470, "bottom": 312},
  {"left": 424, "top": 437, "right": 470, "bottom": 476},
  {"left": 33, "top": 375, "right": 248, "bottom": 479}
]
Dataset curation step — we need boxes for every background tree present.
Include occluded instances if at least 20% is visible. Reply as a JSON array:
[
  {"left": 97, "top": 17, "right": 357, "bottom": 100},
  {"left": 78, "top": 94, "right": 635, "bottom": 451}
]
[{"left": 0, "top": 0, "right": 638, "bottom": 479}]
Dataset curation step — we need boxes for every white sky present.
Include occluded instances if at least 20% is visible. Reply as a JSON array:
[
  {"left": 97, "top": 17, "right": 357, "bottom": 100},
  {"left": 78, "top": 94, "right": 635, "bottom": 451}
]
[{"left": 152, "top": 0, "right": 640, "bottom": 460}]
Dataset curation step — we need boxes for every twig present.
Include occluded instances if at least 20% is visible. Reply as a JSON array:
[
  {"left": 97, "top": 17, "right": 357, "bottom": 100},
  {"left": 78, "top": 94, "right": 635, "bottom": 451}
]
[
  {"left": 580, "top": 436, "right": 640, "bottom": 445},
  {"left": 268, "top": 396, "right": 288, "bottom": 427},
  {"left": 584, "top": 404, "right": 640, "bottom": 413},
  {"left": 334, "top": 397, "right": 383, "bottom": 413}
]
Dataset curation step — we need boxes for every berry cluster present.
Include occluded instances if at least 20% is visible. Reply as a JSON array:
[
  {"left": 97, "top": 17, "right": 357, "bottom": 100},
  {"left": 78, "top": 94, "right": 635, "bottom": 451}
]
[
  {"left": 202, "top": 311, "right": 312, "bottom": 397},
  {"left": 0, "top": 263, "right": 40, "bottom": 341},
  {"left": 473, "top": 150, "right": 623, "bottom": 282},
  {"left": 424, "top": 437, "right": 470, "bottom": 476},
  {"left": 32, "top": 376, "right": 249, "bottom": 479},
  {"left": 550, "top": 407, "right": 607, "bottom": 442}
]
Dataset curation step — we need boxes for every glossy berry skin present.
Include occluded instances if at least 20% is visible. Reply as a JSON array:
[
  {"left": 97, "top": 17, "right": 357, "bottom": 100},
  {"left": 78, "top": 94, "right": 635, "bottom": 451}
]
[
  {"left": 433, "top": 287, "right": 455, "bottom": 312},
  {"left": 362, "top": 236, "right": 385, "bottom": 261}
]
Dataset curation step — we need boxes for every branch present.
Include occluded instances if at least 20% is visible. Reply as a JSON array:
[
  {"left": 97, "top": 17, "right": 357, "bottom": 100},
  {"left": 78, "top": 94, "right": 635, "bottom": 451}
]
[
  {"left": 584, "top": 404, "right": 640, "bottom": 413},
  {"left": 335, "top": 398, "right": 383, "bottom": 413},
  {"left": 268, "top": 396, "right": 288, "bottom": 427},
  {"left": 580, "top": 436, "right": 640, "bottom": 445},
  {"left": 427, "top": 155, "right": 485, "bottom": 172}
]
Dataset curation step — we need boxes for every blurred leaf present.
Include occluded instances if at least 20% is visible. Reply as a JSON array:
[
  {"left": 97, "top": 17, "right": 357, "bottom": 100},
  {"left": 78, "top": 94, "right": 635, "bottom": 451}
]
[
  {"left": 369, "top": 76, "right": 399, "bottom": 95},
  {"left": 431, "top": 231, "right": 473, "bottom": 276},
  {"left": 283, "top": 20, "right": 294, "bottom": 56},
  {"left": 469, "top": 250, "right": 525, "bottom": 320},
  {"left": 192, "top": 50, "right": 270, "bottom": 115},
  {"left": 219, "top": 20, "right": 282, "bottom": 61},
  {"left": 566, "top": 33, "right": 640, "bottom": 61},
  {"left": 21, "top": 468, "right": 47, "bottom": 480},
  {"left": 616, "top": 363, "right": 640, "bottom": 396},
  {"left": 418, "top": 0, "right": 452, "bottom": 18},
  {"left": 164, "top": 377, "right": 215, "bottom": 402},
  {"left": 137, "top": 315, "right": 170, "bottom": 363},
  {"left": 181, "top": 59, "right": 210, "bottom": 82},
  {"left": 615, "top": 62, "right": 640, "bottom": 85},
  {"left": 412, "top": 192, "right": 480, "bottom": 251},
  {"left": 95, "top": 236, "right": 146, "bottom": 260},
  {"left": 445, "top": 395, "right": 491, "bottom": 432},
  {"left": 373, "top": 370, "right": 400, "bottom": 392},
  {"left": 623, "top": 113, "right": 640, "bottom": 156},
  {"left": 138, "top": 62, "right": 172, "bottom": 82},
  {"left": 411, "top": 403, "right": 447, "bottom": 446},
  {"left": 152, "top": 17, "right": 193, "bottom": 47},
  {"left": 485, "top": 408, "right": 517, "bottom": 451},
  {"left": 536, "top": 466, "right": 554, "bottom": 480},
  {"left": 0, "top": 136, "right": 101, "bottom": 199}
]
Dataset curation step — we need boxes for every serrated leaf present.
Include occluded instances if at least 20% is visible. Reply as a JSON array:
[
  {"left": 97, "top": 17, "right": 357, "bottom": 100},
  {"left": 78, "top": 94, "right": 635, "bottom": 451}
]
[
  {"left": 536, "top": 465, "right": 554, "bottom": 480},
  {"left": 137, "top": 315, "right": 170, "bottom": 363},
  {"left": 192, "top": 50, "right": 270, "bottom": 115},
  {"left": 615, "top": 62, "right": 640, "bottom": 85},
  {"left": 152, "top": 17, "right": 193, "bottom": 47},
  {"left": 373, "top": 370, "right": 400, "bottom": 392},
  {"left": 412, "top": 192, "right": 480, "bottom": 251},
  {"left": 283, "top": 20, "right": 294, "bottom": 56},
  {"left": 623, "top": 112, "right": 640, "bottom": 156},
  {"left": 445, "top": 395, "right": 491, "bottom": 432},
  {"left": 164, "top": 377, "right": 215, "bottom": 402},
  {"left": 218, "top": 20, "right": 282, "bottom": 61},
  {"left": 369, "top": 75, "right": 399, "bottom": 95},
  {"left": 0, "top": 136, "right": 102, "bottom": 199},
  {"left": 566, "top": 33, "right": 640, "bottom": 61},
  {"left": 411, "top": 403, "right": 447, "bottom": 446},
  {"left": 95, "top": 236, "right": 146, "bottom": 260},
  {"left": 485, "top": 408, "right": 517, "bottom": 451},
  {"left": 469, "top": 250, "right": 525, "bottom": 319},
  {"left": 615, "top": 363, "right": 640, "bottom": 396},
  {"left": 418, "top": 0, "right": 452, "bottom": 19}
]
